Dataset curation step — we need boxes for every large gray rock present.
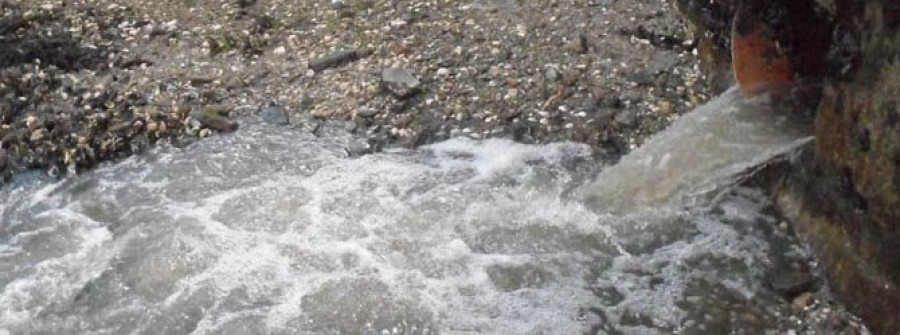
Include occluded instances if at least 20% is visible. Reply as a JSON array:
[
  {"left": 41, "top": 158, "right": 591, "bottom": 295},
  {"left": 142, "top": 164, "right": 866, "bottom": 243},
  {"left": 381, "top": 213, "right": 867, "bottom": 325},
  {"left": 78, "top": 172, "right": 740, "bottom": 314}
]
[{"left": 259, "top": 105, "right": 289, "bottom": 126}]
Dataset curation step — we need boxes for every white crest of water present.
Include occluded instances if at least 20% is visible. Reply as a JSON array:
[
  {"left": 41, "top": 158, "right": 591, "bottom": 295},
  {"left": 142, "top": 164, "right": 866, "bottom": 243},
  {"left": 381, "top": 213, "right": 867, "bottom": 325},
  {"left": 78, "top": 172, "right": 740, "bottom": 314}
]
[{"left": 0, "top": 87, "right": 817, "bottom": 334}]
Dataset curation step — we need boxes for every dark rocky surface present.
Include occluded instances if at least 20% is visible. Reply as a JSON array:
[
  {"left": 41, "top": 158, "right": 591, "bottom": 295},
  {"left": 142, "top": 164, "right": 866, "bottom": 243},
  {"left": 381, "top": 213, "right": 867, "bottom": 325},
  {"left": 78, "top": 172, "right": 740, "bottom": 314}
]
[{"left": 0, "top": 0, "right": 713, "bottom": 184}]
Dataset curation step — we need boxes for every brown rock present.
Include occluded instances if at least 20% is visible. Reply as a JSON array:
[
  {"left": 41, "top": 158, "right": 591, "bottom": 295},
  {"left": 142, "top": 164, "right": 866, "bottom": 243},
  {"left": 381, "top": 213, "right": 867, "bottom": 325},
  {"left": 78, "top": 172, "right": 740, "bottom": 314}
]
[
  {"left": 308, "top": 49, "right": 370, "bottom": 72},
  {"left": 195, "top": 106, "right": 238, "bottom": 132},
  {"left": 793, "top": 292, "right": 814, "bottom": 310}
]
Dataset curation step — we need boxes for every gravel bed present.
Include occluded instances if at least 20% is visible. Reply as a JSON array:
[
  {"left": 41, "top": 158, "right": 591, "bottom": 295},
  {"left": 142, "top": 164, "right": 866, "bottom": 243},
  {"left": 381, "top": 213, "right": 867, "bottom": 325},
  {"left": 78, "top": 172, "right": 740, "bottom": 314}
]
[{"left": 0, "top": 0, "right": 712, "bottom": 182}]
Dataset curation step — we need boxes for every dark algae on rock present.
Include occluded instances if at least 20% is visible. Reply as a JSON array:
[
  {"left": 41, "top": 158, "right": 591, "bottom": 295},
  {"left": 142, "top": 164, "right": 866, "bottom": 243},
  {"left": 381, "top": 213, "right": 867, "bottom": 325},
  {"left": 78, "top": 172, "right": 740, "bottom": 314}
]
[{"left": 0, "top": 1, "right": 239, "bottom": 183}]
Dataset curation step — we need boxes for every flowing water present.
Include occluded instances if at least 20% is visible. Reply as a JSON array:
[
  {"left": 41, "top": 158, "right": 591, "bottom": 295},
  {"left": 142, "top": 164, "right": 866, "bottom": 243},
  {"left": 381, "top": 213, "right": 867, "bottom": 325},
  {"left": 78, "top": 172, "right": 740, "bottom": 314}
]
[{"left": 0, "top": 89, "right": 828, "bottom": 334}]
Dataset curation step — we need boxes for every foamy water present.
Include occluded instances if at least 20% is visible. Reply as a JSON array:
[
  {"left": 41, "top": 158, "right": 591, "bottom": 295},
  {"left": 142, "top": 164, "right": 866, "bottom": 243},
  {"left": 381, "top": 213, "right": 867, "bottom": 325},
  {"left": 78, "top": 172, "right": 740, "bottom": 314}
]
[
  {"left": 576, "top": 87, "right": 813, "bottom": 213},
  {"left": 0, "top": 91, "right": 824, "bottom": 334}
]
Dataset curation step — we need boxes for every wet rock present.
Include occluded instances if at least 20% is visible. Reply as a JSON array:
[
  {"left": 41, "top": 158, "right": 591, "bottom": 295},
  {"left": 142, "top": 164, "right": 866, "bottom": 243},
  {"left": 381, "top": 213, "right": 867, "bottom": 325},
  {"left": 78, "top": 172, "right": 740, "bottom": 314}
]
[
  {"left": 0, "top": 148, "right": 8, "bottom": 170},
  {"left": 748, "top": 2, "right": 900, "bottom": 333},
  {"left": 628, "top": 71, "right": 655, "bottom": 86},
  {"left": 308, "top": 50, "right": 369, "bottom": 72},
  {"left": 768, "top": 265, "right": 815, "bottom": 298},
  {"left": 193, "top": 106, "right": 238, "bottom": 132},
  {"left": 356, "top": 107, "right": 380, "bottom": 118},
  {"left": 345, "top": 139, "right": 373, "bottom": 157},
  {"left": 260, "top": 105, "right": 289, "bottom": 125},
  {"left": 1, "top": 129, "right": 23, "bottom": 147},
  {"left": 381, "top": 68, "right": 420, "bottom": 99}
]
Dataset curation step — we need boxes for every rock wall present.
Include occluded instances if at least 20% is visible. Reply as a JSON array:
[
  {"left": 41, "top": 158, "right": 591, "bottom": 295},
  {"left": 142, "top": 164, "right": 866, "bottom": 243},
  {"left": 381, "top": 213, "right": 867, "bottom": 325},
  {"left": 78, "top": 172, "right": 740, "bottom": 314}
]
[{"left": 677, "top": 1, "right": 900, "bottom": 334}]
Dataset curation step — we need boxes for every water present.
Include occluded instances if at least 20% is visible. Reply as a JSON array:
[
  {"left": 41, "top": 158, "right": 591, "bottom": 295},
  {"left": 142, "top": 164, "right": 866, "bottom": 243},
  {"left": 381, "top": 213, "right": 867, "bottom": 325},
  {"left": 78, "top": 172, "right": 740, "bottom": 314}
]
[
  {"left": 0, "top": 89, "right": 824, "bottom": 334},
  {"left": 576, "top": 88, "right": 813, "bottom": 213}
]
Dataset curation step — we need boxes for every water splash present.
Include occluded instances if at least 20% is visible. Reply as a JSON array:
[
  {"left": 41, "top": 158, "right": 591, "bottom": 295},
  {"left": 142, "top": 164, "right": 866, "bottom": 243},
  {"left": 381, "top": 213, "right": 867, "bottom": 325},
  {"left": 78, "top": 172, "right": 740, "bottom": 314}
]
[
  {"left": 0, "top": 89, "right": 829, "bottom": 334},
  {"left": 575, "top": 87, "right": 813, "bottom": 213}
]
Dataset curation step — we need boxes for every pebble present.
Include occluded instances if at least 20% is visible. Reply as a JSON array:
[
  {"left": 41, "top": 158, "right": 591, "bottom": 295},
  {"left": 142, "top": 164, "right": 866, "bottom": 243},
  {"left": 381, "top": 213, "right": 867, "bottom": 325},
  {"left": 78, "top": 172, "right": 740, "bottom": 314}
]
[
  {"left": 436, "top": 68, "right": 451, "bottom": 79},
  {"left": 29, "top": 129, "right": 45, "bottom": 142},
  {"left": 793, "top": 292, "right": 815, "bottom": 309},
  {"left": 193, "top": 106, "right": 239, "bottom": 132},
  {"left": 657, "top": 101, "right": 673, "bottom": 114},
  {"left": 381, "top": 68, "right": 421, "bottom": 99},
  {"left": 308, "top": 49, "right": 367, "bottom": 72}
]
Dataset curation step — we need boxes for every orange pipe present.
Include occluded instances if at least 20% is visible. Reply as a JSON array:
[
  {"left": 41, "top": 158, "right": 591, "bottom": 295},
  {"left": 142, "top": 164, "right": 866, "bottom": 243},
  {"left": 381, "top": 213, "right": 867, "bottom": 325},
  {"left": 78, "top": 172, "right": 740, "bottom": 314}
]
[{"left": 732, "top": 18, "right": 794, "bottom": 96}]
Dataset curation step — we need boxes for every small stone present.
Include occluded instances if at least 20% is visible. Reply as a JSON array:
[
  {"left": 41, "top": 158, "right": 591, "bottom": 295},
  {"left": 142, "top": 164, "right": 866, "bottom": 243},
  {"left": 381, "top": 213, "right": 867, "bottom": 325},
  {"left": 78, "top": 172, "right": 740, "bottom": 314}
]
[
  {"left": 356, "top": 107, "right": 380, "bottom": 118},
  {"left": 436, "top": 67, "right": 451, "bottom": 79},
  {"left": 381, "top": 68, "right": 421, "bottom": 99},
  {"left": 793, "top": 292, "right": 814, "bottom": 309},
  {"left": 345, "top": 139, "right": 372, "bottom": 157},
  {"left": 273, "top": 46, "right": 286, "bottom": 55},
  {"left": 189, "top": 77, "right": 214, "bottom": 87},
  {"left": 628, "top": 71, "right": 654, "bottom": 86},
  {"left": 598, "top": 95, "right": 623, "bottom": 109},
  {"left": 564, "top": 34, "right": 588, "bottom": 54},
  {"left": 504, "top": 88, "right": 518, "bottom": 100},
  {"left": 657, "top": 101, "right": 672, "bottom": 114},
  {"left": 544, "top": 67, "right": 561, "bottom": 82},
  {"left": 25, "top": 114, "right": 40, "bottom": 129},
  {"left": 29, "top": 128, "right": 46, "bottom": 142},
  {"left": 193, "top": 106, "right": 239, "bottom": 132},
  {"left": 614, "top": 110, "right": 637, "bottom": 127},
  {"left": 308, "top": 50, "right": 367, "bottom": 72}
]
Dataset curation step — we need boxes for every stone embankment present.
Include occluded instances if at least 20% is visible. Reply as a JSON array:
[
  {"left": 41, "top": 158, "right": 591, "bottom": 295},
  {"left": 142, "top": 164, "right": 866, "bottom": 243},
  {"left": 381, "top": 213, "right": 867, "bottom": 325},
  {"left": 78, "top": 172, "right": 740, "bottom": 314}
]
[{"left": 676, "top": 0, "right": 900, "bottom": 333}]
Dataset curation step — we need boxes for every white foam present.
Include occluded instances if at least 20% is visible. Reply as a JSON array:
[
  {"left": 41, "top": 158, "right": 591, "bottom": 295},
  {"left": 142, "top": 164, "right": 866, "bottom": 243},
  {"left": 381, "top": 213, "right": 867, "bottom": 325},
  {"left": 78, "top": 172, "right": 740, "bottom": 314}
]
[
  {"left": 0, "top": 112, "right": 806, "bottom": 333},
  {"left": 576, "top": 87, "right": 813, "bottom": 213}
]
